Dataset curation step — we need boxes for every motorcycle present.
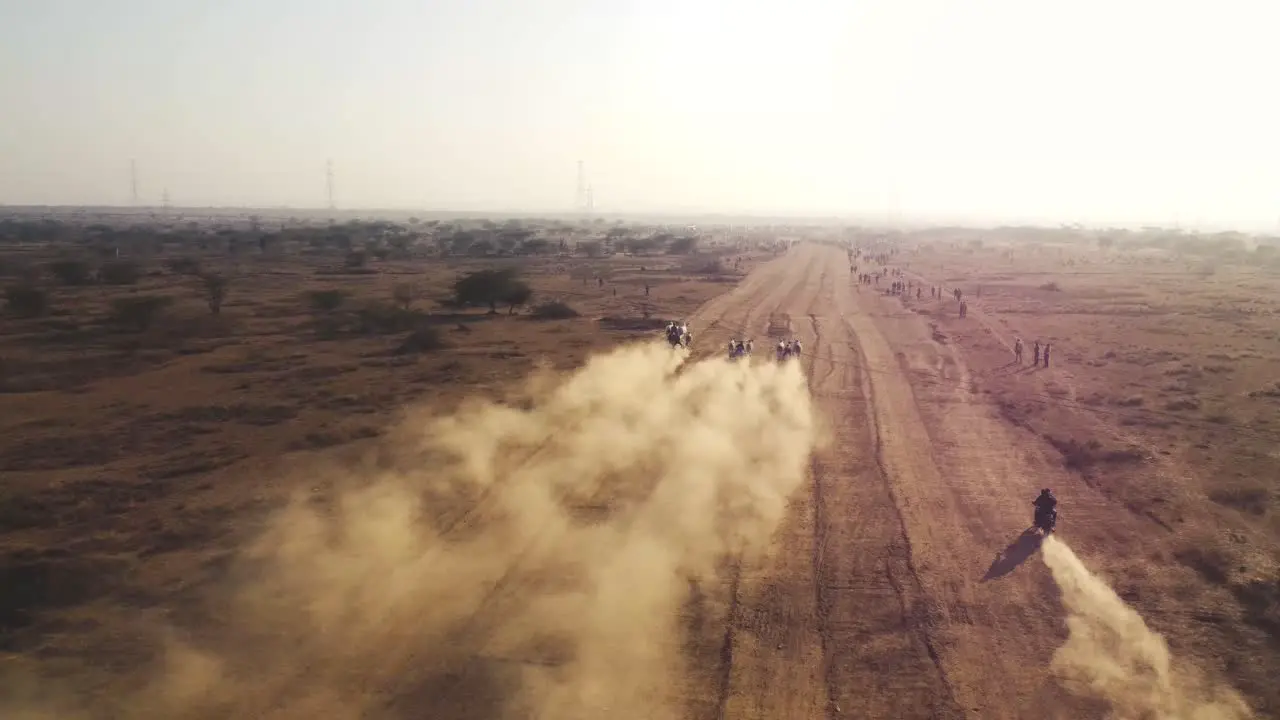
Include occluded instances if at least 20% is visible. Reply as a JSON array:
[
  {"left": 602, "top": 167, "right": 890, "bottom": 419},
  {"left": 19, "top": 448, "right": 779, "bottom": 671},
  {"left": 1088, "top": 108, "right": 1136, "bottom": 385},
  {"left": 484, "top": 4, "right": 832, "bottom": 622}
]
[{"left": 1034, "top": 506, "right": 1057, "bottom": 534}]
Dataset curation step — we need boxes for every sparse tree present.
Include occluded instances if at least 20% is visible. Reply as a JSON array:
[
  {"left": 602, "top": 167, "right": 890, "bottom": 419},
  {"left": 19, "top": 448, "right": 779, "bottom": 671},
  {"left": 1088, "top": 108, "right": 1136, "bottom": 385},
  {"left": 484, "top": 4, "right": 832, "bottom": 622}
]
[
  {"left": 99, "top": 260, "right": 142, "bottom": 286},
  {"left": 448, "top": 231, "right": 476, "bottom": 256},
  {"left": 3, "top": 285, "right": 49, "bottom": 317},
  {"left": 48, "top": 259, "right": 93, "bottom": 286},
  {"left": 202, "top": 273, "right": 229, "bottom": 315},
  {"left": 453, "top": 267, "right": 529, "bottom": 314},
  {"left": 345, "top": 250, "right": 368, "bottom": 269},
  {"left": 109, "top": 295, "right": 173, "bottom": 332},
  {"left": 387, "top": 235, "right": 411, "bottom": 255},
  {"left": 503, "top": 281, "right": 533, "bottom": 315},
  {"left": 392, "top": 282, "right": 417, "bottom": 310},
  {"left": 496, "top": 235, "right": 519, "bottom": 254},
  {"left": 467, "top": 239, "right": 495, "bottom": 257},
  {"left": 667, "top": 236, "right": 698, "bottom": 254},
  {"left": 165, "top": 256, "right": 203, "bottom": 276},
  {"left": 519, "top": 238, "right": 550, "bottom": 255},
  {"left": 308, "top": 289, "right": 348, "bottom": 314}
]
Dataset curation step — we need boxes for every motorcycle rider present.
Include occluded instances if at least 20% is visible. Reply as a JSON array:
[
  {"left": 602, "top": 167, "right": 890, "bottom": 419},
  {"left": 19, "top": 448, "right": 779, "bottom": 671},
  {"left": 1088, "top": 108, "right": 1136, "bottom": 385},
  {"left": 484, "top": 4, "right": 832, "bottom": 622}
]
[
  {"left": 667, "top": 321, "right": 688, "bottom": 347},
  {"left": 1033, "top": 488, "right": 1057, "bottom": 527}
]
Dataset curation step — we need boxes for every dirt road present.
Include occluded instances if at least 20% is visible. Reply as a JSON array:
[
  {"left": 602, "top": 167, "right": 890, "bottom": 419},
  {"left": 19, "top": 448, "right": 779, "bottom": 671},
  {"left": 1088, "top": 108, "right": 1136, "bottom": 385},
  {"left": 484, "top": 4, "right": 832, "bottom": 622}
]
[{"left": 678, "top": 243, "right": 1133, "bottom": 719}]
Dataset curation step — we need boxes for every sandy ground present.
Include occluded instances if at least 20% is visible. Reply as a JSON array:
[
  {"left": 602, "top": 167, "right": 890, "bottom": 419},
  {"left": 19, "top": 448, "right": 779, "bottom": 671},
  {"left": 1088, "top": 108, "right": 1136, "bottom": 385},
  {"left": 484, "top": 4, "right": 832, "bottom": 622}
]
[{"left": 2, "top": 236, "right": 1276, "bottom": 719}]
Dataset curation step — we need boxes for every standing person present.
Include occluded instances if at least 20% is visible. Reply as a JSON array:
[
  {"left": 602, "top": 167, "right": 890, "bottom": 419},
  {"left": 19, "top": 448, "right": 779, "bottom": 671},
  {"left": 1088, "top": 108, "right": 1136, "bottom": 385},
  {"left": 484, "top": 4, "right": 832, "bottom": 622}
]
[
  {"left": 1043, "top": 343, "right": 1052, "bottom": 367},
  {"left": 1033, "top": 340, "right": 1041, "bottom": 366},
  {"left": 1014, "top": 337, "right": 1024, "bottom": 364}
]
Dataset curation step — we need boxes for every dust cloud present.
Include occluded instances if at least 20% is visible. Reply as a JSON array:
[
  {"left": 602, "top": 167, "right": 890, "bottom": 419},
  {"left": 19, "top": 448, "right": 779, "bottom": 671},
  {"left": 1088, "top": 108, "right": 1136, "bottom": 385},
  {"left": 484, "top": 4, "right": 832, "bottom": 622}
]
[
  {"left": 1041, "top": 536, "right": 1254, "bottom": 719},
  {"left": 8, "top": 341, "right": 815, "bottom": 720}
]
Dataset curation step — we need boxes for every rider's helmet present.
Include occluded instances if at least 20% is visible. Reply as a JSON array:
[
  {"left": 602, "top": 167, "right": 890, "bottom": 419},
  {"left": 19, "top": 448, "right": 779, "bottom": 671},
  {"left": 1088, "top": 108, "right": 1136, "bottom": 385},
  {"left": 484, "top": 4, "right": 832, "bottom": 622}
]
[{"left": 1041, "top": 488, "right": 1051, "bottom": 496}]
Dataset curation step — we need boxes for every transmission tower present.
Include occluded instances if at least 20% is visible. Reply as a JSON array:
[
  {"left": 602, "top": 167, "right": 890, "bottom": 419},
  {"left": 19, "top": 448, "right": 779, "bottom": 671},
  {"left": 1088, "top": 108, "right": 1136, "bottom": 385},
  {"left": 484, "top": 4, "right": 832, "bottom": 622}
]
[
  {"left": 576, "top": 160, "right": 586, "bottom": 211},
  {"left": 326, "top": 160, "right": 335, "bottom": 210},
  {"left": 162, "top": 188, "right": 170, "bottom": 212},
  {"left": 586, "top": 185, "right": 595, "bottom": 214}
]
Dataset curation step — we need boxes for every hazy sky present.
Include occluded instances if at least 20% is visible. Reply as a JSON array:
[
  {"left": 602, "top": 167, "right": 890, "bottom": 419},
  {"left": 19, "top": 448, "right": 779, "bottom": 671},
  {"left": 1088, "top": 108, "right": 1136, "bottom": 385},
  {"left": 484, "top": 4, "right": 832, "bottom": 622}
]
[{"left": 2, "top": 0, "right": 1277, "bottom": 228}]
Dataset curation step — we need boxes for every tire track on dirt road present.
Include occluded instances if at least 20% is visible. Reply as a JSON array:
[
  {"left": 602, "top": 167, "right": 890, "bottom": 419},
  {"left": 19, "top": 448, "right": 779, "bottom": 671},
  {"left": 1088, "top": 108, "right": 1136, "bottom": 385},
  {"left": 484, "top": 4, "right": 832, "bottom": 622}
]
[
  {"left": 804, "top": 263, "right": 841, "bottom": 720},
  {"left": 802, "top": 250, "right": 967, "bottom": 720},
  {"left": 722, "top": 244, "right": 971, "bottom": 719}
]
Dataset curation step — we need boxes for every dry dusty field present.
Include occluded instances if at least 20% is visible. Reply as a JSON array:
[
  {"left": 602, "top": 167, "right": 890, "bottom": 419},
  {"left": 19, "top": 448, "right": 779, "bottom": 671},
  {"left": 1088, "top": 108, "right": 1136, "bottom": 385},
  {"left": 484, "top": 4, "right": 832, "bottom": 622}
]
[{"left": 1, "top": 231, "right": 1276, "bottom": 720}]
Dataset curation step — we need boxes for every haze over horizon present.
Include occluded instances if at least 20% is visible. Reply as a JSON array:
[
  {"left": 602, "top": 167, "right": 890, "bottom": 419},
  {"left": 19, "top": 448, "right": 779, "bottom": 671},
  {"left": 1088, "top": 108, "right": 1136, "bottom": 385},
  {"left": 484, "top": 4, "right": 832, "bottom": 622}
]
[{"left": 2, "top": 1, "right": 1278, "bottom": 231}]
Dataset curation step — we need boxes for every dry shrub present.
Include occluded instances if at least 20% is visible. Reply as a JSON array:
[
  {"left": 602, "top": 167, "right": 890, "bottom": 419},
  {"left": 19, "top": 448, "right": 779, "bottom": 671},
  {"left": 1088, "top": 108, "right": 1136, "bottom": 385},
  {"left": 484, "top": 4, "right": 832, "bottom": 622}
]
[{"left": 531, "top": 301, "right": 580, "bottom": 320}]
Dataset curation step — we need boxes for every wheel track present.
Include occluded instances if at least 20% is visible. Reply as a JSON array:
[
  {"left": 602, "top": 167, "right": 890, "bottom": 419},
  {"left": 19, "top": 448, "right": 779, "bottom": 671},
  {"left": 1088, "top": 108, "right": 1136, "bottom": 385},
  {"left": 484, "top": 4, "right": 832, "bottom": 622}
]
[
  {"left": 804, "top": 250, "right": 965, "bottom": 719},
  {"left": 848, "top": 322, "right": 960, "bottom": 708},
  {"left": 804, "top": 273, "right": 839, "bottom": 720},
  {"left": 713, "top": 244, "right": 964, "bottom": 719},
  {"left": 713, "top": 566, "right": 743, "bottom": 720}
]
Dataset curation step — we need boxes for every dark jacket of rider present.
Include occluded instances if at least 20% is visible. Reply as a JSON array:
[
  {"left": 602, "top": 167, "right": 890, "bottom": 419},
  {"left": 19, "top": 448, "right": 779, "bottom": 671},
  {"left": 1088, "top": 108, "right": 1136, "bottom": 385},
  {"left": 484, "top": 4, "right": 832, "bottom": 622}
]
[{"left": 1033, "top": 490, "right": 1057, "bottom": 513}]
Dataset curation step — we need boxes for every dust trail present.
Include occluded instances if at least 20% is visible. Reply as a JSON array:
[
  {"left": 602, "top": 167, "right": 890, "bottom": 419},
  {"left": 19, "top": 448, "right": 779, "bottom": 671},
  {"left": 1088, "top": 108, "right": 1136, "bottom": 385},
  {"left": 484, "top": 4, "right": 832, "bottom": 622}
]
[
  {"left": 1042, "top": 536, "right": 1254, "bottom": 719},
  {"left": 5, "top": 341, "right": 815, "bottom": 719}
]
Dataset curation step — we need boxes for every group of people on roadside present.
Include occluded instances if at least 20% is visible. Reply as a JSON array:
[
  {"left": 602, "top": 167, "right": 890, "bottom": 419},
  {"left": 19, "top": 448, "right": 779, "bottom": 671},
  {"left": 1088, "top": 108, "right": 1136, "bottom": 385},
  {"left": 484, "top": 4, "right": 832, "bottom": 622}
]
[{"left": 1013, "top": 337, "right": 1053, "bottom": 367}]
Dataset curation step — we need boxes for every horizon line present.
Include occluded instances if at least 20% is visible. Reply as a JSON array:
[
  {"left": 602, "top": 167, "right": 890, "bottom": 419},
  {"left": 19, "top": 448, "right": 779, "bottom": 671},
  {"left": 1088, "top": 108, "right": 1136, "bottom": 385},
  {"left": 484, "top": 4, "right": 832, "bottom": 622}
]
[{"left": 0, "top": 203, "right": 1272, "bottom": 235}]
